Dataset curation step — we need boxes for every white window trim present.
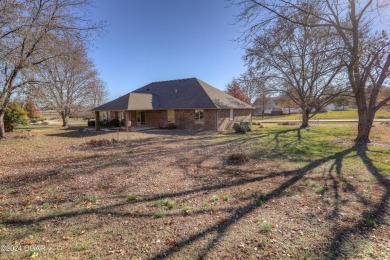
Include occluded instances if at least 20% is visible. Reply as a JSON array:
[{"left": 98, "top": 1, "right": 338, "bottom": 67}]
[{"left": 230, "top": 109, "right": 234, "bottom": 121}]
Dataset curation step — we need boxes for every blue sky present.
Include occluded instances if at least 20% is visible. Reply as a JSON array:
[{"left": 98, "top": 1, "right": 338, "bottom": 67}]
[{"left": 88, "top": 0, "right": 246, "bottom": 99}]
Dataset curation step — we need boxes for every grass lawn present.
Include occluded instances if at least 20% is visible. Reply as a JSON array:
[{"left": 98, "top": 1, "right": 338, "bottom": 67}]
[
  {"left": 0, "top": 124, "right": 389, "bottom": 259},
  {"left": 254, "top": 108, "right": 390, "bottom": 121}
]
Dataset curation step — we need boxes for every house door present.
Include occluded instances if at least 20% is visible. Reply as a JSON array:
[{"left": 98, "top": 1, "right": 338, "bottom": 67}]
[{"left": 136, "top": 111, "right": 145, "bottom": 125}]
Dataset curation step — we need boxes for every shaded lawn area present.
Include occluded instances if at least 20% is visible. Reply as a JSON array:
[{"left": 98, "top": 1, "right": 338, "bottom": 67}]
[{"left": 0, "top": 124, "right": 389, "bottom": 259}]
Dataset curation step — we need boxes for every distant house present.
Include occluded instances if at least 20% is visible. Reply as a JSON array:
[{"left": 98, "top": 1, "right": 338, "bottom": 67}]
[
  {"left": 253, "top": 98, "right": 277, "bottom": 116},
  {"left": 93, "top": 78, "right": 254, "bottom": 131}
]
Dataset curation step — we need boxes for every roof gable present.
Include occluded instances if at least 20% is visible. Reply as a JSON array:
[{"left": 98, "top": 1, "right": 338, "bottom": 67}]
[
  {"left": 196, "top": 79, "right": 253, "bottom": 109},
  {"left": 93, "top": 93, "right": 129, "bottom": 111},
  {"left": 128, "top": 93, "right": 158, "bottom": 110}
]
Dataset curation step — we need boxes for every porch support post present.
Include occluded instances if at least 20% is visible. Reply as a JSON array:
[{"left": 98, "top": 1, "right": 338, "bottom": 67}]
[
  {"left": 125, "top": 111, "right": 132, "bottom": 131},
  {"left": 125, "top": 111, "right": 128, "bottom": 131},
  {"left": 95, "top": 111, "right": 100, "bottom": 131}
]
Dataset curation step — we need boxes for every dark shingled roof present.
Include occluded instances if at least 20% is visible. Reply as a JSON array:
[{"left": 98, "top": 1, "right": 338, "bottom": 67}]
[
  {"left": 93, "top": 78, "right": 254, "bottom": 111},
  {"left": 93, "top": 93, "right": 130, "bottom": 111}
]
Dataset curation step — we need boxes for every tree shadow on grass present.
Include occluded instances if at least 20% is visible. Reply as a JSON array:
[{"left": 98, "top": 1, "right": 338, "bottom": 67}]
[
  {"left": 324, "top": 147, "right": 390, "bottom": 259},
  {"left": 271, "top": 127, "right": 304, "bottom": 145},
  {"left": 45, "top": 126, "right": 112, "bottom": 138},
  {"left": 1, "top": 128, "right": 388, "bottom": 259}
]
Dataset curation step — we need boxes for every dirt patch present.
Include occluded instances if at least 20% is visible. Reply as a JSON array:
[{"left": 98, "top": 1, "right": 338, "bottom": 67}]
[{"left": 225, "top": 153, "right": 250, "bottom": 165}]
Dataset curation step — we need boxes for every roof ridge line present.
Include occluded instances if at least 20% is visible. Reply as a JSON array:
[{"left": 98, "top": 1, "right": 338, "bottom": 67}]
[{"left": 150, "top": 77, "right": 196, "bottom": 84}]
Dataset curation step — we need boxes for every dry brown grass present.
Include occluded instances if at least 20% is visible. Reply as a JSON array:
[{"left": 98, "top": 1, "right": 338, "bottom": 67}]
[{"left": 0, "top": 125, "right": 389, "bottom": 259}]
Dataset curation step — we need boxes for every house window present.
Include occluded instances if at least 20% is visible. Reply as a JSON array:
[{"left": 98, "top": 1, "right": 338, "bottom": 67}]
[
  {"left": 230, "top": 109, "right": 234, "bottom": 120},
  {"left": 167, "top": 110, "right": 175, "bottom": 123},
  {"left": 195, "top": 109, "right": 204, "bottom": 124}
]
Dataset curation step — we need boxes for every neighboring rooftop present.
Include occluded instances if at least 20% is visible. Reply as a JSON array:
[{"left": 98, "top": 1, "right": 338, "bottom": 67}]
[{"left": 93, "top": 78, "right": 253, "bottom": 111}]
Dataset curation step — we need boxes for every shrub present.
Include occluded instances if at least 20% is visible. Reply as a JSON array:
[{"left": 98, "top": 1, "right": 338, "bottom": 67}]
[
  {"left": 108, "top": 118, "right": 119, "bottom": 127},
  {"left": 166, "top": 123, "right": 177, "bottom": 129},
  {"left": 88, "top": 120, "right": 96, "bottom": 127},
  {"left": 233, "top": 121, "right": 252, "bottom": 133},
  {"left": 4, "top": 102, "right": 28, "bottom": 132},
  {"left": 226, "top": 153, "right": 250, "bottom": 165},
  {"left": 160, "top": 122, "right": 177, "bottom": 129}
]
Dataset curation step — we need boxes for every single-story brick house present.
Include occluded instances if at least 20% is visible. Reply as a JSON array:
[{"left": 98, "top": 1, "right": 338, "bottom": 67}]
[{"left": 93, "top": 78, "right": 254, "bottom": 131}]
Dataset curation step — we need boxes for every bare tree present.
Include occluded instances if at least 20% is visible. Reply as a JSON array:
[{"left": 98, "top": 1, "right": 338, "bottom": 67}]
[
  {"left": 91, "top": 79, "right": 109, "bottom": 109},
  {"left": 31, "top": 40, "right": 106, "bottom": 126},
  {"left": 0, "top": 0, "right": 102, "bottom": 138},
  {"left": 234, "top": 0, "right": 390, "bottom": 143},
  {"left": 239, "top": 70, "right": 270, "bottom": 117},
  {"left": 276, "top": 92, "right": 301, "bottom": 114},
  {"left": 245, "top": 16, "right": 345, "bottom": 128}
]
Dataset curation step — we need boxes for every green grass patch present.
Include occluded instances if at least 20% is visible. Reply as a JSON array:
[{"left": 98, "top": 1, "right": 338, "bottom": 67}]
[
  {"left": 260, "top": 222, "right": 273, "bottom": 232},
  {"left": 154, "top": 211, "right": 164, "bottom": 218},
  {"left": 254, "top": 108, "right": 390, "bottom": 121},
  {"left": 211, "top": 195, "right": 220, "bottom": 202},
  {"left": 181, "top": 204, "right": 191, "bottom": 214},
  {"left": 153, "top": 199, "right": 169, "bottom": 207},
  {"left": 153, "top": 198, "right": 177, "bottom": 210},
  {"left": 127, "top": 194, "right": 138, "bottom": 201},
  {"left": 84, "top": 195, "right": 99, "bottom": 203},
  {"left": 75, "top": 241, "right": 90, "bottom": 251}
]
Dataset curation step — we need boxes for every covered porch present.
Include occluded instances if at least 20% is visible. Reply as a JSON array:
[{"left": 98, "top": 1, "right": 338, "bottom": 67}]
[{"left": 94, "top": 110, "right": 149, "bottom": 131}]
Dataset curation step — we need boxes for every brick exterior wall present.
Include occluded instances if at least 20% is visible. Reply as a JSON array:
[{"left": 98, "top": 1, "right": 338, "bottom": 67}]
[
  {"left": 175, "top": 109, "right": 195, "bottom": 130},
  {"left": 145, "top": 110, "right": 167, "bottom": 127},
  {"left": 203, "top": 109, "right": 217, "bottom": 131},
  {"left": 118, "top": 108, "right": 252, "bottom": 131},
  {"left": 217, "top": 109, "right": 252, "bottom": 131}
]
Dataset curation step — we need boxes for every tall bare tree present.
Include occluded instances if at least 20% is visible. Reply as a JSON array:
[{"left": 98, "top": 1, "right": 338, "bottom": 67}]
[
  {"left": 239, "top": 70, "right": 270, "bottom": 117},
  {"left": 0, "top": 0, "right": 102, "bottom": 138},
  {"left": 234, "top": 0, "right": 390, "bottom": 144},
  {"left": 245, "top": 16, "right": 345, "bottom": 128},
  {"left": 31, "top": 40, "right": 106, "bottom": 126}
]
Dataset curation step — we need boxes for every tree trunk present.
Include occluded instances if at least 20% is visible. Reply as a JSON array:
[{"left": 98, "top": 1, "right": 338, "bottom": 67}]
[
  {"left": 301, "top": 109, "right": 310, "bottom": 128},
  {"left": 0, "top": 111, "right": 6, "bottom": 139},
  {"left": 355, "top": 109, "right": 375, "bottom": 146},
  {"left": 62, "top": 115, "right": 69, "bottom": 127}
]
